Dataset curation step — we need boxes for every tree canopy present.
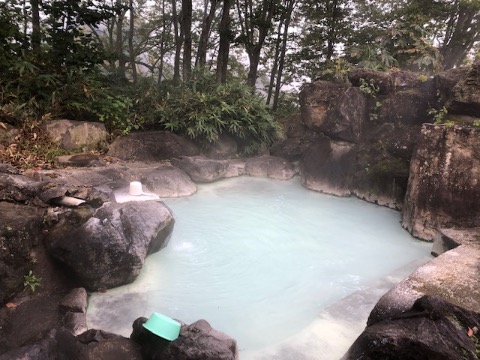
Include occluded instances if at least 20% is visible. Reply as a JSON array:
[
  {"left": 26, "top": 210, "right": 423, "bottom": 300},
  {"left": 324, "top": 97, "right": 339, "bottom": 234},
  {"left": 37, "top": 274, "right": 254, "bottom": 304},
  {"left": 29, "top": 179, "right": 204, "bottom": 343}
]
[{"left": 0, "top": 0, "right": 478, "bottom": 139}]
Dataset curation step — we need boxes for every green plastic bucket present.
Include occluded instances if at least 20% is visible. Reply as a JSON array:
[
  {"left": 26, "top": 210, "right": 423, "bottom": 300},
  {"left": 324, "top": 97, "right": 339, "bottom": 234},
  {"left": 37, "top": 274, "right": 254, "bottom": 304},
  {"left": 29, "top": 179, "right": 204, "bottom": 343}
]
[{"left": 143, "top": 312, "right": 181, "bottom": 341}]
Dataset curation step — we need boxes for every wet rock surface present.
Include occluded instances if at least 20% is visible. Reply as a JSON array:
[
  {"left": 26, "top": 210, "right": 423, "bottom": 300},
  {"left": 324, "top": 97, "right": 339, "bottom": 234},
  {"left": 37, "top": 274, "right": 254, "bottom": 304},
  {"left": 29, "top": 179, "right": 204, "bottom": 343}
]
[
  {"left": 141, "top": 164, "right": 197, "bottom": 197},
  {"left": 131, "top": 317, "right": 238, "bottom": 360},
  {"left": 432, "top": 227, "right": 480, "bottom": 256},
  {"left": 244, "top": 155, "right": 297, "bottom": 180},
  {"left": 299, "top": 80, "right": 346, "bottom": 130},
  {"left": 297, "top": 69, "right": 436, "bottom": 208},
  {"left": 448, "top": 60, "right": 480, "bottom": 116},
  {"left": 0, "top": 328, "right": 143, "bottom": 360},
  {"left": 343, "top": 295, "right": 480, "bottom": 360},
  {"left": 402, "top": 124, "right": 480, "bottom": 240},
  {"left": 45, "top": 201, "right": 174, "bottom": 290},
  {"left": 171, "top": 156, "right": 230, "bottom": 182},
  {"left": 367, "top": 245, "right": 480, "bottom": 326},
  {"left": 348, "top": 68, "right": 426, "bottom": 95},
  {"left": 301, "top": 136, "right": 356, "bottom": 196}
]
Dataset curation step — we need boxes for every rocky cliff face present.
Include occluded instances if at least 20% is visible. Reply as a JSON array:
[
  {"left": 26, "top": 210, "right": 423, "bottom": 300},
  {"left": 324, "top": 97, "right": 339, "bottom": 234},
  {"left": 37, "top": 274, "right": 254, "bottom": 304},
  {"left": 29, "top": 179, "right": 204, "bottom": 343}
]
[
  {"left": 274, "top": 64, "right": 480, "bottom": 223},
  {"left": 401, "top": 124, "right": 480, "bottom": 240},
  {"left": 274, "top": 69, "right": 437, "bottom": 209}
]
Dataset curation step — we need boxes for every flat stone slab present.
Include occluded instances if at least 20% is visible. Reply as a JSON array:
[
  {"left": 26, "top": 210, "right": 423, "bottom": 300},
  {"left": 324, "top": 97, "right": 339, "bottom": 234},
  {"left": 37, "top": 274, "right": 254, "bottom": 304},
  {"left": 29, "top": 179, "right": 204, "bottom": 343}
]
[
  {"left": 432, "top": 227, "right": 480, "bottom": 256},
  {"left": 368, "top": 244, "right": 480, "bottom": 325}
]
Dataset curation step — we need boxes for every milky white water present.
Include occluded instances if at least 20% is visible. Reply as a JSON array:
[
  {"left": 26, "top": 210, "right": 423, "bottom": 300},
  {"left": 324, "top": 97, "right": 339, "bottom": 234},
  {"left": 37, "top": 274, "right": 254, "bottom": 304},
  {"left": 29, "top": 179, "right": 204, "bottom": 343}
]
[{"left": 87, "top": 176, "right": 430, "bottom": 357}]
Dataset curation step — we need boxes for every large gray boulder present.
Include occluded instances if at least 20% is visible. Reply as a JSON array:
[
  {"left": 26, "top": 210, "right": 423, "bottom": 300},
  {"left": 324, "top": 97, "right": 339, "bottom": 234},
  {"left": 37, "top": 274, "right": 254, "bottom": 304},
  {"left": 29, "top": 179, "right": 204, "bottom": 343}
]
[
  {"left": 367, "top": 245, "right": 480, "bottom": 326},
  {"left": 45, "top": 201, "right": 174, "bottom": 290},
  {"left": 435, "top": 67, "right": 469, "bottom": 105},
  {"left": 300, "top": 136, "right": 356, "bottom": 196},
  {"left": 43, "top": 119, "right": 108, "bottom": 151},
  {"left": 270, "top": 114, "right": 317, "bottom": 162},
  {"left": 131, "top": 317, "right": 238, "bottom": 360},
  {"left": 244, "top": 155, "right": 297, "bottom": 180},
  {"left": 108, "top": 131, "right": 200, "bottom": 161},
  {"left": 319, "top": 87, "right": 368, "bottom": 143},
  {"left": 0, "top": 172, "right": 44, "bottom": 204},
  {"left": 402, "top": 124, "right": 480, "bottom": 241},
  {"left": 205, "top": 133, "right": 238, "bottom": 159},
  {"left": 343, "top": 295, "right": 480, "bottom": 360},
  {"left": 348, "top": 68, "right": 426, "bottom": 95},
  {"left": 141, "top": 165, "right": 197, "bottom": 197},
  {"left": 171, "top": 156, "right": 230, "bottom": 183},
  {"left": 447, "top": 60, "right": 480, "bottom": 116},
  {"left": 432, "top": 227, "right": 480, "bottom": 256},
  {"left": 299, "top": 80, "right": 346, "bottom": 130}
]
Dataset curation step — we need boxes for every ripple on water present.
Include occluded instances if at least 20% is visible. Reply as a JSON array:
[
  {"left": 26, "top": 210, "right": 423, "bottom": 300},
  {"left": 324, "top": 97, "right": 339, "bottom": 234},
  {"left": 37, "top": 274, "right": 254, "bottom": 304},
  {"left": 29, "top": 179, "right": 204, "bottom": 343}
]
[{"left": 87, "top": 176, "right": 430, "bottom": 353}]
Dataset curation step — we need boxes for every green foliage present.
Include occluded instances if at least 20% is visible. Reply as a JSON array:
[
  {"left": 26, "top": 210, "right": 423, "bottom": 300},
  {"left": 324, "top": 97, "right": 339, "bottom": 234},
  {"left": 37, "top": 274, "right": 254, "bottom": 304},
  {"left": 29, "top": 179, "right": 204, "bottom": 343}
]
[
  {"left": 359, "top": 78, "right": 382, "bottom": 121},
  {"left": 349, "top": 45, "right": 398, "bottom": 71},
  {"left": 0, "top": 0, "right": 122, "bottom": 135},
  {"left": 428, "top": 106, "right": 448, "bottom": 124},
  {"left": 317, "top": 58, "right": 351, "bottom": 84},
  {"left": 417, "top": 74, "right": 429, "bottom": 82},
  {"left": 70, "top": 78, "right": 137, "bottom": 134},
  {"left": 150, "top": 75, "right": 279, "bottom": 154},
  {"left": 359, "top": 78, "right": 380, "bottom": 97},
  {"left": 23, "top": 270, "right": 42, "bottom": 293},
  {"left": 41, "top": 0, "right": 119, "bottom": 72}
]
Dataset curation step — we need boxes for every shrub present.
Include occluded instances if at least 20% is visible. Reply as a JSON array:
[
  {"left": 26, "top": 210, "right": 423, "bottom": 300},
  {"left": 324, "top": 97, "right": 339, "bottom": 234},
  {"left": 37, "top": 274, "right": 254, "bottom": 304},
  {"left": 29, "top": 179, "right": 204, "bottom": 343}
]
[
  {"left": 24, "top": 270, "right": 42, "bottom": 293},
  {"left": 149, "top": 75, "right": 279, "bottom": 155}
]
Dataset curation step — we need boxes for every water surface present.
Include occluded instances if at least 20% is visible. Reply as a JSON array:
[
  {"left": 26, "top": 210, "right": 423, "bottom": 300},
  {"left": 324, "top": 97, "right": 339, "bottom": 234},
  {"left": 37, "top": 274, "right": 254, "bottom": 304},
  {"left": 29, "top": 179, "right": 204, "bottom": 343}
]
[{"left": 87, "top": 176, "right": 430, "bottom": 355}]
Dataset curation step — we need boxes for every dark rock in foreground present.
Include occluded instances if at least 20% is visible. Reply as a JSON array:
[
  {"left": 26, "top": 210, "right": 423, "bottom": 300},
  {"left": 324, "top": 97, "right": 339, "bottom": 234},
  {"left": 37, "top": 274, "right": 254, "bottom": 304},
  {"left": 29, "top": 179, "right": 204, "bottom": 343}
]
[
  {"left": 0, "top": 202, "right": 45, "bottom": 304},
  {"left": 45, "top": 201, "right": 174, "bottom": 290},
  {"left": 367, "top": 245, "right": 480, "bottom": 326},
  {"left": 343, "top": 295, "right": 480, "bottom": 360},
  {"left": 0, "top": 328, "right": 143, "bottom": 360},
  {"left": 131, "top": 317, "right": 238, "bottom": 360}
]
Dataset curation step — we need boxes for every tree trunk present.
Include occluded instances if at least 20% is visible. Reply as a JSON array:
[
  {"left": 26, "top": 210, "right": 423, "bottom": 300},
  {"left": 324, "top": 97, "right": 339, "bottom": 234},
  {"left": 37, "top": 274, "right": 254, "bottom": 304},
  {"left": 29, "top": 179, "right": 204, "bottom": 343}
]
[
  {"left": 273, "top": 0, "right": 295, "bottom": 110},
  {"left": 326, "top": 0, "right": 339, "bottom": 61},
  {"left": 116, "top": 0, "right": 126, "bottom": 79},
  {"left": 247, "top": 49, "right": 261, "bottom": 88},
  {"left": 440, "top": 2, "right": 480, "bottom": 70},
  {"left": 181, "top": 0, "right": 192, "bottom": 80},
  {"left": 172, "top": 0, "right": 182, "bottom": 83},
  {"left": 128, "top": 0, "right": 137, "bottom": 82},
  {"left": 158, "top": 0, "right": 167, "bottom": 84},
  {"left": 195, "top": 0, "right": 218, "bottom": 71},
  {"left": 216, "top": 0, "right": 232, "bottom": 83},
  {"left": 31, "top": 0, "right": 41, "bottom": 53},
  {"left": 267, "top": 19, "right": 284, "bottom": 105},
  {"left": 236, "top": 0, "right": 277, "bottom": 89}
]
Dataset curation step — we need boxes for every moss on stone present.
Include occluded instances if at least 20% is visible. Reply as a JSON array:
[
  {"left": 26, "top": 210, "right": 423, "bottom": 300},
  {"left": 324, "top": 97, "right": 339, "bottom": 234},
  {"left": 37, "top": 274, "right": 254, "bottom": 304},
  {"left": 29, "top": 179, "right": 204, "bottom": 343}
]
[{"left": 368, "top": 157, "right": 409, "bottom": 180}]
